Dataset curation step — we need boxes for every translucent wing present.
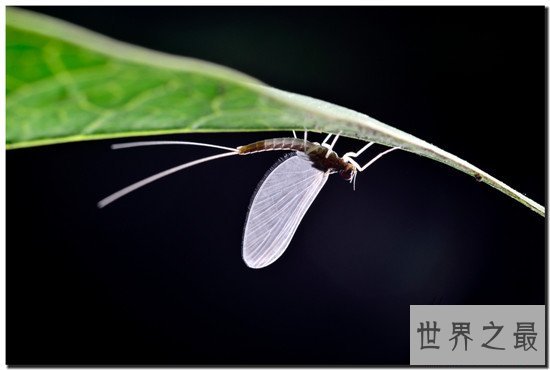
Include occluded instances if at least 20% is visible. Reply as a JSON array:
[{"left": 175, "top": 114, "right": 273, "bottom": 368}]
[{"left": 242, "top": 153, "right": 330, "bottom": 269}]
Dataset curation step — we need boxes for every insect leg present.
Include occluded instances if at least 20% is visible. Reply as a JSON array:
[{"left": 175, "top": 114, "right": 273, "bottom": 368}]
[
  {"left": 321, "top": 133, "right": 333, "bottom": 146},
  {"left": 324, "top": 133, "right": 341, "bottom": 158},
  {"left": 355, "top": 147, "right": 400, "bottom": 172},
  {"left": 343, "top": 157, "right": 362, "bottom": 171},
  {"left": 342, "top": 142, "right": 375, "bottom": 162}
]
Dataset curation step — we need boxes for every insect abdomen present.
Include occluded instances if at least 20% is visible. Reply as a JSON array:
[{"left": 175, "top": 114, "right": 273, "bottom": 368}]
[{"left": 238, "top": 138, "right": 311, "bottom": 155}]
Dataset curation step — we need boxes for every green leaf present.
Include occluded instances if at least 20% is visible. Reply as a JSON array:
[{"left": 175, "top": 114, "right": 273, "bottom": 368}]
[{"left": 6, "top": 7, "right": 544, "bottom": 217}]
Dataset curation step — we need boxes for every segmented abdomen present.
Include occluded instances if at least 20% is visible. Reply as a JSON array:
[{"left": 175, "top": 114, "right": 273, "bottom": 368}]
[{"left": 238, "top": 138, "right": 316, "bottom": 155}]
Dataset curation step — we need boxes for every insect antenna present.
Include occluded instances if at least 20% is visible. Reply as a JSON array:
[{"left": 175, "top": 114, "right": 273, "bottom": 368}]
[{"left": 98, "top": 145, "right": 238, "bottom": 208}]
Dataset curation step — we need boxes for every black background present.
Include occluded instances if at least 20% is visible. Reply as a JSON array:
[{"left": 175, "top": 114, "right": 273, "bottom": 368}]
[{"left": 8, "top": 6, "right": 546, "bottom": 365}]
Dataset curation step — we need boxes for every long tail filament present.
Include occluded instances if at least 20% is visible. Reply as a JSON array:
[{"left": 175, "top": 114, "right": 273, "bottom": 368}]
[{"left": 98, "top": 149, "right": 238, "bottom": 208}]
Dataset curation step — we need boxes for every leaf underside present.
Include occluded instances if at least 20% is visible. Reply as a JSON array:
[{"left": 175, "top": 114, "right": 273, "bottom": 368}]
[{"left": 6, "top": 7, "right": 544, "bottom": 217}]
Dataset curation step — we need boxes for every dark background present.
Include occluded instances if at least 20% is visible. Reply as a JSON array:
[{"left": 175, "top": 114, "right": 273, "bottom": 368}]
[{"left": 8, "top": 6, "right": 546, "bottom": 365}]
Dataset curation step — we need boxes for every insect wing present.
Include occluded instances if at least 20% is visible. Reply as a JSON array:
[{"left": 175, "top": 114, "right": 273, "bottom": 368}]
[{"left": 242, "top": 154, "right": 329, "bottom": 268}]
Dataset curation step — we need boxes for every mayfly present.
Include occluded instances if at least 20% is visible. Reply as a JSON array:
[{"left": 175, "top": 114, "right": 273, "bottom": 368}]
[{"left": 98, "top": 132, "right": 399, "bottom": 269}]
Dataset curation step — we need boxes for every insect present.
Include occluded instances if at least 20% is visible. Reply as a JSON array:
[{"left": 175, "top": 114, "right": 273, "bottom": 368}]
[{"left": 98, "top": 132, "right": 399, "bottom": 269}]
